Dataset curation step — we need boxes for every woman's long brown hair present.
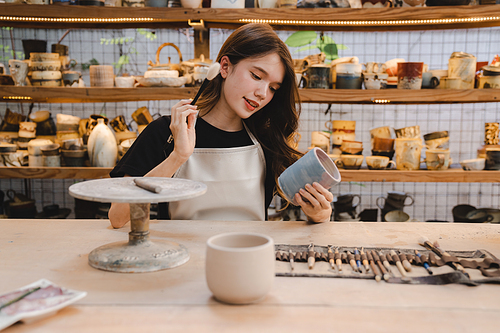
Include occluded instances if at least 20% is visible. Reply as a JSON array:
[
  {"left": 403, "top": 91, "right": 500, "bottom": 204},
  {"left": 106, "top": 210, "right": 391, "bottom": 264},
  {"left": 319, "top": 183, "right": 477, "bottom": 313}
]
[{"left": 196, "top": 23, "right": 302, "bottom": 203}]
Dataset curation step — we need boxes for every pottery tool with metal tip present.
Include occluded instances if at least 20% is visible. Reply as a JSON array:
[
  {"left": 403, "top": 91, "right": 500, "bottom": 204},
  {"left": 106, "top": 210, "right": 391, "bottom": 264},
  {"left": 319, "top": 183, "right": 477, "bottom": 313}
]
[
  {"left": 390, "top": 250, "right": 407, "bottom": 277},
  {"left": 419, "top": 236, "right": 467, "bottom": 275},
  {"left": 190, "top": 62, "right": 221, "bottom": 106},
  {"left": 327, "top": 245, "right": 336, "bottom": 271},
  {"left": 335, "top": 247, "right": 343, "bottom": 273},
  {"left": 308, "top": 243, "right": 315, "bottom": 269},
  {"left": 415, "top": 250, "right": 433, "bottom": 275}
]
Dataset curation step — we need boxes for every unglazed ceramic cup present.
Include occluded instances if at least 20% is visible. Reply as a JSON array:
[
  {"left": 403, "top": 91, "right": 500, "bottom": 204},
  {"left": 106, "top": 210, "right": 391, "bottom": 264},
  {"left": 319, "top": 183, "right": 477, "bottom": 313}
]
[
  {"left": 206, "top": 232, "right": 275, "bottom": 305},
  {"left": 278, "top": 147, "right": 341, "bottom": 205},
  {"left": 335, "top": 154, "right": 364, "bottom": 170},
  {"left": 366, "top": 156, "right": 396, "bottom": 170}
]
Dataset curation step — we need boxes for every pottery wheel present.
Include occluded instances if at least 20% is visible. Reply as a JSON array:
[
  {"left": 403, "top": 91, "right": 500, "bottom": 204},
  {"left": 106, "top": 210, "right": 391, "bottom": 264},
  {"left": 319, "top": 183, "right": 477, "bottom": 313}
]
[
  {"left": 68, "top": 177, "right": 207, "bottom": 273},
  {"left": 68, "top": 177, "right": 207, "bottom": 203}
]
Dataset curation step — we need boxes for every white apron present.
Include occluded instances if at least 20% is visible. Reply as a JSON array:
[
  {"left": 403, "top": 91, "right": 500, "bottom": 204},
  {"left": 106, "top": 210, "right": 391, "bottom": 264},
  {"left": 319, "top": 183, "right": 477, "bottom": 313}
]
[{"left": 169, "top": 123, "right": 266, "bottom": 221}]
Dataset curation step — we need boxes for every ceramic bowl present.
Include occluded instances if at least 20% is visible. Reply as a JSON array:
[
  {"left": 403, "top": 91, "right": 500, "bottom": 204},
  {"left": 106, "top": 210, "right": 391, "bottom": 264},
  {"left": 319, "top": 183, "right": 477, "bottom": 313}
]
[
  {"left": 27, "top": 138, "right": 53, "bottom": 156},
  {"left": 31, "top": 70, "right": 62, "bottom": 80},
  {"left": 40, "top": 143, "right": 61, "bottom": 156},
  {"left": 384, "top": 210, "right": 410, "bottom": 222},
  {"left": 0, "top": 142, "right": 17, "bottom": 153},
  {"left": 29, "top": 110, "right": 51, "bottom": 123},
  {"left": 31, "top": 79, "right": 62, "bottom": 87},
  {"left": 460, "top": 158, "right": 485, "bottom": 171},
  {"left": 452, "top": 204, "right": 476, "bottom": 222},
  {"left": 115, "top": 76, "right": 136, "bottom": 88},
  {"left": 30, "top": 61, "right": 61, "bottom": 72},
  {"left": 30, "top": 52, "right": 59, "bottom": 62}
]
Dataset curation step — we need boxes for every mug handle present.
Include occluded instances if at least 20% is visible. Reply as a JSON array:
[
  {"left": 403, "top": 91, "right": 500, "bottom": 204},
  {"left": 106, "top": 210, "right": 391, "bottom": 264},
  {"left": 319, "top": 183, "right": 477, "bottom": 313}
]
[
  {"left": 404, "top": 195, "right": 414, "bottom": 206},
  {"left": 325, "top": 121, "right": 333, "bottom": 131},
  {"left": 335, "top": 159, "right": 344, "bottom": 168},
  {"left": 385, "top": 0, "right": 393, "bottom": 7},
  {"left": 352, "top": 194, "right": 361, "bottom": 209},
  {"left": 376, "top": 196, "right": 385, "bottom": 210},
  {"left": 430, "top": 76, "right": 440, "bottom": 89},
  {"left": 386, "top": 161, "right": 396, "bottom": 169},
  {"left": 437, "top": 153, "right": 445, "bottom": 168},
  {"left": 486, "top": 214, "right": 494, "bottom": 222}
]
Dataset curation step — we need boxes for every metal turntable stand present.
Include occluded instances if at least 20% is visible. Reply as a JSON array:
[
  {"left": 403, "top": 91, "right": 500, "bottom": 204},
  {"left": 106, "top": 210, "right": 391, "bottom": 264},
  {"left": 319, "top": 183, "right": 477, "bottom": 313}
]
[{"left": 69, "top": 177, "right": 207, "bottom": 273}]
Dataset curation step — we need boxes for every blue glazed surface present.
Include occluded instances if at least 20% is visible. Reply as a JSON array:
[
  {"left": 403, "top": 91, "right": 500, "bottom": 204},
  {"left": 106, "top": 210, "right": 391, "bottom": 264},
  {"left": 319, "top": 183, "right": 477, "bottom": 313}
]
[{"left": 278, "top": 148, "right": 341, "bottom": 205}]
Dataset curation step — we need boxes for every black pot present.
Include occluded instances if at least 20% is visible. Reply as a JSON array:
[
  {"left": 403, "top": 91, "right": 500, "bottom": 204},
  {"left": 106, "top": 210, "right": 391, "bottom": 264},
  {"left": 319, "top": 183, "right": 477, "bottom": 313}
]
[
  {"left": 22, "top": 39, "right": 47, "bottom": 60},
  {"left": 452, "top": 204, "right": 476, "bottom": 222}
]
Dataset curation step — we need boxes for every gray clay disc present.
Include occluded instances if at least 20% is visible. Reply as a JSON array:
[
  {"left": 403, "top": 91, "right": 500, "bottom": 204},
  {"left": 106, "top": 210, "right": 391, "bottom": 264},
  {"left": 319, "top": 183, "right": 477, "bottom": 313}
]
[{"left": 69, "top": 177, "right": 207, "bottom": 203}]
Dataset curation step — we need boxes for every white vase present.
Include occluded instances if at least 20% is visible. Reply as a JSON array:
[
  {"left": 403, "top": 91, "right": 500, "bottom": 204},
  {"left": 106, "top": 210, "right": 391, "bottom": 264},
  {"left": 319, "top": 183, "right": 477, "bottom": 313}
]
[{"left": 87, "top": 118, "right": 118, "bottom": 167}]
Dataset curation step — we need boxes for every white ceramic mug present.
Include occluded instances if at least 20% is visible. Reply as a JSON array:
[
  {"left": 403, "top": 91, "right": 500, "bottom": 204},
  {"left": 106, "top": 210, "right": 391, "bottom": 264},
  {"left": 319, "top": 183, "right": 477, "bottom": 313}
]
[{"left": 206, "top": 232, "right": 275, "bottom": 305}]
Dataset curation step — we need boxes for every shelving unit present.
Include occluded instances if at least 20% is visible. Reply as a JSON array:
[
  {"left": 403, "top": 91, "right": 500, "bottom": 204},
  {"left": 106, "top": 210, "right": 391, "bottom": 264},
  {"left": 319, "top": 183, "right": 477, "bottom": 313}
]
[{"left": 1, "top": 5, "right": 499, "bottom": 187}]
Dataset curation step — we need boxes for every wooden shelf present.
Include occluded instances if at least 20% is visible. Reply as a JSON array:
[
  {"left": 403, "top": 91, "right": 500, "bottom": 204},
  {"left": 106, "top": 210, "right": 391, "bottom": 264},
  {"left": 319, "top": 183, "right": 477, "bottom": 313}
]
[
  {"left": 0, "top": 167, "right": 111, "bottom": 179},
  {"left": 1, "top": 87, "right": 197, "bottom": 103},
  {"left": 1, "top": 4, "right": 500, "bottom": 31},
  {"left": 1, "top": 166, "right": 499, "bottom": 182},
  {"left": 3, "top": 86, "right": 500, "bottom": 104}
]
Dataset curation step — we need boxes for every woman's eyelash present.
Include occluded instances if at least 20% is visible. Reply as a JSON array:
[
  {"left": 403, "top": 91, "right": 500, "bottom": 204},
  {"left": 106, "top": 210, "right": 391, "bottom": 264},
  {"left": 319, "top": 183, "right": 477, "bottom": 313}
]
[{"left": 251, "top": 72, "right": 261, "bottom": 80}]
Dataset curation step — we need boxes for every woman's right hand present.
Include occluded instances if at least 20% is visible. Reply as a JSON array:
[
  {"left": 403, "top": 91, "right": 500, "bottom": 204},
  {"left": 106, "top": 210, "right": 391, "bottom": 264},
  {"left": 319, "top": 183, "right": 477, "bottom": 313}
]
[{"left": 170, "top": 99, "right": 198, "bottom": 162}]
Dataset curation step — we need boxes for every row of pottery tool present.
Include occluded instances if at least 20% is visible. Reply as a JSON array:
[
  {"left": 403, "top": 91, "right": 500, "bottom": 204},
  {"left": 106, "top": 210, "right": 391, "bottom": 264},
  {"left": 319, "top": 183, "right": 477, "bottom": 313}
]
[{"left": 274, "top": 242, "right": 500, "bottom": 285}]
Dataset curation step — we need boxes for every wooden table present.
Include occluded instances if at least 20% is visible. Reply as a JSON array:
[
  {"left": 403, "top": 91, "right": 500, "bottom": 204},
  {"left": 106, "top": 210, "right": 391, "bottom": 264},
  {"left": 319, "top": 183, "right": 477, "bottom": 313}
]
[{"left": 1, "top": 219, "right": 499, "bottom": 332}]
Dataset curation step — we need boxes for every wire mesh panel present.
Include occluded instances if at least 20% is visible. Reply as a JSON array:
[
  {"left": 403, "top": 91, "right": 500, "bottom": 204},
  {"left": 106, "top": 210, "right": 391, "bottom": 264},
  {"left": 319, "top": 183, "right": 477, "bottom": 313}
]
[{"left": 0, "top": 26, "right": 499, "bottom": 221}]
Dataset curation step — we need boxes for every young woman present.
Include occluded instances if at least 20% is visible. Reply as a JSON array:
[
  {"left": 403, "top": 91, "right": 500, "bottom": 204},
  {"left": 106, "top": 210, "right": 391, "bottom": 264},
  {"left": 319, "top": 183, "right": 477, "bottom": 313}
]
[{"left": 109, "top": 23, "right": 333, "bottom": 228}]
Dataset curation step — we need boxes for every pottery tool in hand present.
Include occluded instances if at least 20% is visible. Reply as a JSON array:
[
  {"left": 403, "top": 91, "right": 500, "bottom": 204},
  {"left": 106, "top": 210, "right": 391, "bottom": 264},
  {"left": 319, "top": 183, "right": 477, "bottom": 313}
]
[
  {"left": 190, "top": 62, "right": 221, "bottom": 106},
  {"left": 372, "top": 251, "right": 390, "bottom": 281},
  {"left": 390, "top": 250, "right": 407, "bottom": 277},
  {"left": 415, "top": 250, "right": 433, "bottom": 275},
  {"left": 335, "top": 247, "right": 343, "bottom": 274},
  {"left": 134, "top": 178, "right": 161, "bottom": 193},
  {"left": 289, "top": 249, "right": 295, "bottom": 271},
  {"left": 0, "top": 286, "right": 41, "bottom": 311},
  {"left": 307, "top": 243, "right": 315, "bottom": 269}
]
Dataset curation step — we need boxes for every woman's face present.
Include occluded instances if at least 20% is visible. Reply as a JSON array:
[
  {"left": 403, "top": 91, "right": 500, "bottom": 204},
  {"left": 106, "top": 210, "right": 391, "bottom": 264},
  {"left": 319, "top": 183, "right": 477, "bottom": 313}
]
[{"left": 221, "top": 53, "right": 285, "bottom": 119}]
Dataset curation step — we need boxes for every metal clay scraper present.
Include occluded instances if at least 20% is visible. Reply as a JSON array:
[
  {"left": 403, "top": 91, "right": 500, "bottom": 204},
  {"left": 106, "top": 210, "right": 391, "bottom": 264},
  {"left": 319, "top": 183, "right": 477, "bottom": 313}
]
[{"left": 387, "top": 271, "right": 479, "bottom": 286}]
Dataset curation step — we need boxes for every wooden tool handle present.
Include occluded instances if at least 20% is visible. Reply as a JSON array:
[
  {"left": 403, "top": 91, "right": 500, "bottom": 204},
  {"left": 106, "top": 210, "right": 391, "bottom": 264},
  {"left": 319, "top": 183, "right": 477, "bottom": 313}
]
[
  {"left": 395, "top": 261, "right": 407, "bottom": 277},
  {"left": 134, "top": 178, "right": 161, "bottom": 193},
  {"left": 308, "top": 256, "right": 315, "bottom": 269},
  {"left": 336, "top": 258, "right": 343, "bottom": 272}
]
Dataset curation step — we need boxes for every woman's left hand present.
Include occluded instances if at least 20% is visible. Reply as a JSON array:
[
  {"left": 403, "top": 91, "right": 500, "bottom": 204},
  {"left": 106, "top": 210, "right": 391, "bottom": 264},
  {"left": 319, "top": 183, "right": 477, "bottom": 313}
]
[{"left": 294, "top": 182, "right": 333, "bottom": 223}]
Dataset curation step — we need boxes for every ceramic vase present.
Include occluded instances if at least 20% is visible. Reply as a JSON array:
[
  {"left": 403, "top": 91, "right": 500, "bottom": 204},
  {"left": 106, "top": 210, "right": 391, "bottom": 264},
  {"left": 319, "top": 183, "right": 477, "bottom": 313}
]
[{"left": 87, "top": 118, "right": 118, "bottom": 167}]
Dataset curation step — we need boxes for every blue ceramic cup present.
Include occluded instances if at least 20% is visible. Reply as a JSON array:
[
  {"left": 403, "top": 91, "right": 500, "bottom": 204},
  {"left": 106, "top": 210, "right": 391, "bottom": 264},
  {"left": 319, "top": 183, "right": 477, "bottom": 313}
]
[{"left": 278, "top": 147, "right": 341, "bottom": 205}]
